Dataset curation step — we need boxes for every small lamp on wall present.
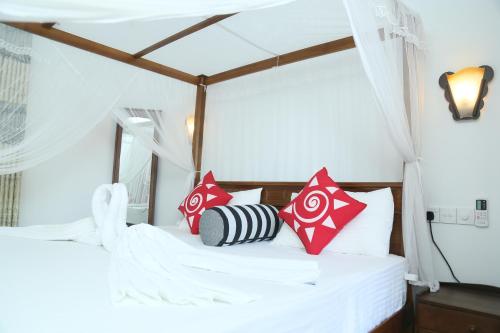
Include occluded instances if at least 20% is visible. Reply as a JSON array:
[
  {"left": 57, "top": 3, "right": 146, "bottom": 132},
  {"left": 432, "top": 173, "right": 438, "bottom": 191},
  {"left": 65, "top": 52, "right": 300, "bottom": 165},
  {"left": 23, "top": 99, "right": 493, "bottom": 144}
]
[
  {"left": 439, "top": 65, "right": 494, "bottom": 120},
  {"left": 186, "top": 114, "right": 195, "bottom": 143}
]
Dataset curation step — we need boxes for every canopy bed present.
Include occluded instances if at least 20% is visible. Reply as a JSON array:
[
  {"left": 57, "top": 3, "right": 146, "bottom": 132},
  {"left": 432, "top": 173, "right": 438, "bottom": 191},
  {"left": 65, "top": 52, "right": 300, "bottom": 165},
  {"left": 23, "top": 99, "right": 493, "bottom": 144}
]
[
  {"left": 0, "top": 0, "right": 437, "bottom": 332},
  {"left": 0, "top": 181, "right": 406, "bottom": 333}
]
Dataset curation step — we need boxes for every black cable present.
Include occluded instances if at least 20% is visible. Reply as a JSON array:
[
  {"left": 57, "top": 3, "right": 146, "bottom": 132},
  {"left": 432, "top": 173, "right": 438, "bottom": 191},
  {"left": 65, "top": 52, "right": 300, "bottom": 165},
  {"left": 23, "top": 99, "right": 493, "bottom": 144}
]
[{"left": 427, "top": 217, "right": 461, "bottom": 283}]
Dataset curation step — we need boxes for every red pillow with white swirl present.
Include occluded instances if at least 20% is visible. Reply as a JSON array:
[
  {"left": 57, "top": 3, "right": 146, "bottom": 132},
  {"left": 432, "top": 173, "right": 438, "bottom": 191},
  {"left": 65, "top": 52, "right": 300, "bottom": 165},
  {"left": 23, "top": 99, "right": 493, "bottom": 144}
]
[
  {"left": 178, "top": 171, "right": 233, "bottom": 234},
  {"left": 278, "top": 167, "right": 367, "bottom": 255}
]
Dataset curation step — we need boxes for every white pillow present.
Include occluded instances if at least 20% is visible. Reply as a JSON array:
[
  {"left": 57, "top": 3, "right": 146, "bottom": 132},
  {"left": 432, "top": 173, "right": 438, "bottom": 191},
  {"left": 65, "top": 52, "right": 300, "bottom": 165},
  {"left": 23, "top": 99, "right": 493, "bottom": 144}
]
[
  {"left": 178, "top": 188, "right": 263, "bottom": 231},
  {"left": 227, "top": 187, "right": 263, "bottom": 205},
  {"left": 272, "top": 187, "right": 394, "bottom": 257}
]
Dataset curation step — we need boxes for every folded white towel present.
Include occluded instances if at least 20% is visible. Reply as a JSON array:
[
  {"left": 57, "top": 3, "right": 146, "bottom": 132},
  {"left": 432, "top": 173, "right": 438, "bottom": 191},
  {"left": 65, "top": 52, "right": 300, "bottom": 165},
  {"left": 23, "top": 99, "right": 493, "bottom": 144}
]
[
  {"left": 110, "top": 223, "right": 320, "bottom": 305},
  {"left": 110, "top": 223, "right": 258, "bottom": 305},
  {"left": 0, "top": 183, "right": 129, "bottom": 248}
]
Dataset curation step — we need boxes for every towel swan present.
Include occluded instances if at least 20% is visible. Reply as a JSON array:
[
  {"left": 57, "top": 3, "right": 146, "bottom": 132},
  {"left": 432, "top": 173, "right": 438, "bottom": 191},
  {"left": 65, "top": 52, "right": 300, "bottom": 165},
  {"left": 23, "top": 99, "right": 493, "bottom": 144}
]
[
  {"left": 0, "top": 183, "right": 320, "bottom": 305},
  {"left": 92, "top": 183, "right": 128, "bottom": 251}
]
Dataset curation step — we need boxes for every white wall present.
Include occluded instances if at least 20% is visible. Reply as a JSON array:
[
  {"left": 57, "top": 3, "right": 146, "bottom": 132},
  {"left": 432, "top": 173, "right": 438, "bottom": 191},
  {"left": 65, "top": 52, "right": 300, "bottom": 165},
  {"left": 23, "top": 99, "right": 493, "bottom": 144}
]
[
  {"left": 19, "top": 116, "right": 115, "bottom": 226},
  {"left": 406, "top": 0, "right": 500, "bottom": 286}
]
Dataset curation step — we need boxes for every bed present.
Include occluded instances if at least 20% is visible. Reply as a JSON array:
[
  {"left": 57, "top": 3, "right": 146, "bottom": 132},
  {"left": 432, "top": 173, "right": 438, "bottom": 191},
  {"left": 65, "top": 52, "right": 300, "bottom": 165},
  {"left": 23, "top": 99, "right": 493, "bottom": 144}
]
[{"left": 0, "top": 182, "right": 408, "bottom": 333}]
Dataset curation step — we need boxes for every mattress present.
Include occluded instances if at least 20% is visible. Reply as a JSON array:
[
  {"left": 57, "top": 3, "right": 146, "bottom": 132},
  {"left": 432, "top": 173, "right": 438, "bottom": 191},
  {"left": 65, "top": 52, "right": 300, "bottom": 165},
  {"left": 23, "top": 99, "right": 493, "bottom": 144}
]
[{"left": 0, "top": 226, "right": 407, "bottom": 333}]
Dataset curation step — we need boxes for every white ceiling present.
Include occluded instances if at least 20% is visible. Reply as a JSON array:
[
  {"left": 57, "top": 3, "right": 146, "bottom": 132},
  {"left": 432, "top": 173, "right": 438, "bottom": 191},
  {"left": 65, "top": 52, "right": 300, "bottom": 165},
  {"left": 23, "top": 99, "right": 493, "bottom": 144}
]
[{"left": 56, "top": 0, "right": 352, "bottom": 76}]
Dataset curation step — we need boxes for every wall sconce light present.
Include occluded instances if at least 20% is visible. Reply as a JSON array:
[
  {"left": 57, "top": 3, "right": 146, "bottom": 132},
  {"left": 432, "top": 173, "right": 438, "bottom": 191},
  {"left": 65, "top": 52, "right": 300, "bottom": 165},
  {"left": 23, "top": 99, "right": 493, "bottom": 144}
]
[
  {"left": 439, "top": 65, "right": 494, "bottom": 120},
  {"left": 186, "top": 114, "right": 195, "bottom": 143}
]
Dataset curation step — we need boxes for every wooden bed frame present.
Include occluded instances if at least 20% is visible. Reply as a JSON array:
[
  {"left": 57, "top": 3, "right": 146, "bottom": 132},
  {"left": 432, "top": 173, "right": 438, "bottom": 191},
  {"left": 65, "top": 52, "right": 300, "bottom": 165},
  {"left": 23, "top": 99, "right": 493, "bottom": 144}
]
[{"left": 218, "top": 181, "right": 408, "bottom": 333}]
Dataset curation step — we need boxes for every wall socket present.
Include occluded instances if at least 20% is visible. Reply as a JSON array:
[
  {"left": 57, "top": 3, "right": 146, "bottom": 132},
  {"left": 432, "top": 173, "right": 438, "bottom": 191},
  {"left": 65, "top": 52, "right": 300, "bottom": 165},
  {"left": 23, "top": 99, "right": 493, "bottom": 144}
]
[
  {"left": 439, "top": 208, "right": 457, "bottom": 224},
  {"left": 428, "top": 206, "right": 485, "bottom": 227},
  {"left": 428, "top": 207, "right": 440, "bottom": 223}
]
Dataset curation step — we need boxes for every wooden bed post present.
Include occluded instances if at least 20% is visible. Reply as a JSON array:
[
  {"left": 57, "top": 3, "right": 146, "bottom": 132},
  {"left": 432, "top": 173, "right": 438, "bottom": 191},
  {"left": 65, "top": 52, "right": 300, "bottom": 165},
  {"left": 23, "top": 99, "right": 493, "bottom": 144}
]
[{"left": 192, "top": 75, "right": 207, "bottom": 184}]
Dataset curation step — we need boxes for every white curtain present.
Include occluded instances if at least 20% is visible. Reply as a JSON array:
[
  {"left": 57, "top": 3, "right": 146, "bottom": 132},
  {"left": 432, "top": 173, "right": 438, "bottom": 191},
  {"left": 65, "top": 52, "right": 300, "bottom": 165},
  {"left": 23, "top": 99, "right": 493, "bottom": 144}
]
[
  {"left": 0, "top": 0, "right": 437, "bottom": 289},
  {"left": 0, "top": 24, "right": 137, "bottom": 175},
  {"left": 0, "top": 25, "right": 30, "bottom": 226},
  {"left": 203, "top": 50, "right": 402, "bottom": 182},
  {"left": 0, "top": 24, "right": 197, "bottom": 217},
  {"left": 0, "top": 0, "right": 295, "bottom": 23},
  {"left": 343, "top": 0, "right": 438, "bottom": 290},
  {"left": 0, "top": 25, "right": 196, "bottom": 190}
]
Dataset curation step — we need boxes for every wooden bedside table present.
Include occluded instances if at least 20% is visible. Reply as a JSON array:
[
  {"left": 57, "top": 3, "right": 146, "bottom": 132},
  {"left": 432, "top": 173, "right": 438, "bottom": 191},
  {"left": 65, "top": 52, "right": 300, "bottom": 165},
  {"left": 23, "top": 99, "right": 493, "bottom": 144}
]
[{"left": 416, "top": 284, "right": 500, "bottom": 333}]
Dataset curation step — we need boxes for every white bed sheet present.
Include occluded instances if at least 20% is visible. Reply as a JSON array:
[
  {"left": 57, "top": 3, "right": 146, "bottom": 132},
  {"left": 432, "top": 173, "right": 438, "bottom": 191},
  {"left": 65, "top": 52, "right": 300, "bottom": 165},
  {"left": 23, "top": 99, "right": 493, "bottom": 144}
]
[{"left": 0, "top": 226, "right": 407, "bottom": 333}]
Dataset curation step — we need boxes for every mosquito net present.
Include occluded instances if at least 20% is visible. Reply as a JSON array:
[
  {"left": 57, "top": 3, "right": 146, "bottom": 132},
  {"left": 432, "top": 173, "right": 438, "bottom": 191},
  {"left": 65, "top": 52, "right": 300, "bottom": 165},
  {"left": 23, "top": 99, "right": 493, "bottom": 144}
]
[{"left": 0, "top": 0, "right": 439, "bottom": 291}]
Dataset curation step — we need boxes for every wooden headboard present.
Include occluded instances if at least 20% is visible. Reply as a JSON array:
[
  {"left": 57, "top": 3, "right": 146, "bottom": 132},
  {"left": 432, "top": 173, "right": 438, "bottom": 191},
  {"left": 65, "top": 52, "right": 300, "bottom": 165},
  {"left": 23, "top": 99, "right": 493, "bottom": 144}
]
[{"left": 218, "top": 181, "right": 404, "bottom": 257}]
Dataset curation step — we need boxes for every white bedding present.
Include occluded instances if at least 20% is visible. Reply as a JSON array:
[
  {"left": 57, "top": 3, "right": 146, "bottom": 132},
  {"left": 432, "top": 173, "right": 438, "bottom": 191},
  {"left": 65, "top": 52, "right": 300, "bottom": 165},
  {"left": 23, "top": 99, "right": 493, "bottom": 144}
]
[{"left": 0, "top": 226, "right": 407, "bottom": 333}]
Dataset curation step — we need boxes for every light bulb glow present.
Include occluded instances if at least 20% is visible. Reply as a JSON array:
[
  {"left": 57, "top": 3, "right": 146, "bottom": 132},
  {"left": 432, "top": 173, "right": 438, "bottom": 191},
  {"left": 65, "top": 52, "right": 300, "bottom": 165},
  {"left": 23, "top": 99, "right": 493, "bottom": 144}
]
[
  {"left": 447, "top": 67, "right": 485, "bottom": 118},
  {"left": 186, "top": 114, "right": 195, "bottom": 142}
]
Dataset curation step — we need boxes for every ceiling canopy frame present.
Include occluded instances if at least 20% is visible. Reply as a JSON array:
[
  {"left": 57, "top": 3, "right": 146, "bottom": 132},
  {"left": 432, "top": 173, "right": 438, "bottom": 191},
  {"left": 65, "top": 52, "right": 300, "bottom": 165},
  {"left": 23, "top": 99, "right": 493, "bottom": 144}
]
[
  {"left": 132, "top": 13, "right": 237, "bottom": 59},
  {"left": 6, "top": 17, "right": 356, "bottom": 87},
  {"left": 4, "top": 17, "right": 358, "bottom": 183}
]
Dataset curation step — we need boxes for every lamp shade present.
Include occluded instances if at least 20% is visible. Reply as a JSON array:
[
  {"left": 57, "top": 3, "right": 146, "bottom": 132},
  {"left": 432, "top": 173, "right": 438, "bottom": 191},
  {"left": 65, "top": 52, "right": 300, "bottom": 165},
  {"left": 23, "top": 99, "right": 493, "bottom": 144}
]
[{"left": 439, "top": 65, "right": 494, "bottom": 120}]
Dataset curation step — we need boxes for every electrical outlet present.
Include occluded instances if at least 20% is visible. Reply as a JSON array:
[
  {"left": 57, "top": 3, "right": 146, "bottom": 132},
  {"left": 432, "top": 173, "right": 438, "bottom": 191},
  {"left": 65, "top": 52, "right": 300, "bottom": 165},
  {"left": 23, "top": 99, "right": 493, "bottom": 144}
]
[
  {"left": 440, "top": 208, "right": 457, "bottom": 224},
  {"left": 457, "top": 208, "right": 474, "bottom": 225},
  {"left": 428, "top": 207, "right": 440, "bottom": 223}
]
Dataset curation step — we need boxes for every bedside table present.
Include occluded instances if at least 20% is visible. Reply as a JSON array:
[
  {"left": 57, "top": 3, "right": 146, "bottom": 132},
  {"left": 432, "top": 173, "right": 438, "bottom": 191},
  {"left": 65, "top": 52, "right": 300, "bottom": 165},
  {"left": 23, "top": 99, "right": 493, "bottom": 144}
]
[{"left": 416, "top": 284, "right": 500, "bottom": 333}]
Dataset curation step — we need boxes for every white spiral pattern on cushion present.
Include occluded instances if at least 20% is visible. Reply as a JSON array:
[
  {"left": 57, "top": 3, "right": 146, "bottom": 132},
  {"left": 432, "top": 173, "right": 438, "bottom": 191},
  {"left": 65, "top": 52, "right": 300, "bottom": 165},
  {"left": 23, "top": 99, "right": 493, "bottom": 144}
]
[
  {"left": 185, "top": 186, "right": 204, "bottom": 214},
  {"left": 293, "top": 189, "right": 330, "bottom": 224}
]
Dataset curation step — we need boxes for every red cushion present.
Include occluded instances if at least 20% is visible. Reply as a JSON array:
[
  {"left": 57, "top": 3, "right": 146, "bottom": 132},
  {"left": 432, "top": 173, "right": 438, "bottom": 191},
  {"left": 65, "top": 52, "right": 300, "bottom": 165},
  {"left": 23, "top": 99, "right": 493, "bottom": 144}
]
[
  {"left": 178, "top": 171, "right": 233, "bottom": 234},
  {"left": 278, "top": 167, "right": 367, "bottom": 255}
]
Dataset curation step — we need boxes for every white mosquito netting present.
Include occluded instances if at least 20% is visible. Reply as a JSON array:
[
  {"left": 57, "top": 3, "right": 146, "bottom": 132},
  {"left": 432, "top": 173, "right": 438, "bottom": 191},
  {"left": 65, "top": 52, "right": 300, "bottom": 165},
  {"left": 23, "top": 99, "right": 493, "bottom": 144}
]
[
  {"left": 0, "top": 0, "right": 439, "bottom": 290},
  {"left": 0, "top": 0, "right": 297, "bottom": 22}
]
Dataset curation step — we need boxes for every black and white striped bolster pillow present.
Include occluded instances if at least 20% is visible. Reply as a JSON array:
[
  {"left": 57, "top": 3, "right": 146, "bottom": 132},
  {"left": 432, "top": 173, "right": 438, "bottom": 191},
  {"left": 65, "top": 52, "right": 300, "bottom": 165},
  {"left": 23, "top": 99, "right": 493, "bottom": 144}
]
[{"left": 199, "top": 204, "right": 282, "bottom": 246}]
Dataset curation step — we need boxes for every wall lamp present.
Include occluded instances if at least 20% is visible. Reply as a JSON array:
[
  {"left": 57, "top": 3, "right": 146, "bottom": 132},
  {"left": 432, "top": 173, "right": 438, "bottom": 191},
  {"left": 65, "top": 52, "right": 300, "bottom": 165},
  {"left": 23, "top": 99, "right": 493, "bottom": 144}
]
[
  {"left": 439, "top": 65, "right": 494, "bottom": 120},
  {"left": 186, "top": 114, "right": 195, "bottom": 143}
]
